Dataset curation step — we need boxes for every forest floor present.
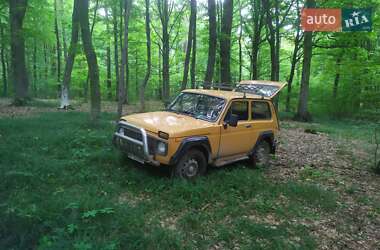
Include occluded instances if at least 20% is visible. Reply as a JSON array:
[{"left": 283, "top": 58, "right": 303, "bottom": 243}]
[{"left": 0, "top": 99, "right": 379, "bottom": 249}]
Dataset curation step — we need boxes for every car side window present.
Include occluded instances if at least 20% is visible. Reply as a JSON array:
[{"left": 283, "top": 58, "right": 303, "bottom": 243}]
[
  {"left": 252, "top": 101, "right": 272, "bottom": 120},
  {"left": 225, "top": 101, "right": 249, "bottom": 121}
]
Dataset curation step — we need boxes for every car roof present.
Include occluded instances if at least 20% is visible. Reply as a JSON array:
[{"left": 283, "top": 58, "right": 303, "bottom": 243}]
[{"left": 182, "top": 89, "right": 269, "bottom": 101}]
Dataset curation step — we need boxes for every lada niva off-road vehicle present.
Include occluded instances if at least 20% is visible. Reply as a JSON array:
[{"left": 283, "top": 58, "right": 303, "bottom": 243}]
[{"left": 113, "top": 80, "right": 286, "bottom": 179}]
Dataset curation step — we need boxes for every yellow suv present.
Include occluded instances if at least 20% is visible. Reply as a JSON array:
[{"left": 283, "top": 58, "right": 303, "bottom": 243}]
[{"left": 113, "top": 80, "right": 286, "bottom": 179}]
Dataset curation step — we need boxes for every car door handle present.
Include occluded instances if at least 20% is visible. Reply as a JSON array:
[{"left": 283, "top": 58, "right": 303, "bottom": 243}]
[{"left": 245, "top": 125, "right": 252, "bottom": 128}]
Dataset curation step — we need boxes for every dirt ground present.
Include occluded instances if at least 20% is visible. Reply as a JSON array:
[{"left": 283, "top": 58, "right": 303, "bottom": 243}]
[
  {"left": 270, "top": 123, "right": 379, "bottom": 250},
  {"left": 1, "top": 98, "right": 379, "bottom": 249}
]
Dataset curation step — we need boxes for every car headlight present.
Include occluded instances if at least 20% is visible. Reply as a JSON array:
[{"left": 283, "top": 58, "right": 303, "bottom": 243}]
[{"left": 156, "top": 141, "right": 168, "bottom": 155}]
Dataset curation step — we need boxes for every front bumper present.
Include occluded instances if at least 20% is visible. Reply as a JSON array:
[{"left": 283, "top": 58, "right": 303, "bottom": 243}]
[{"left": 113, "top": 121, "right": 160, "bottom": 166}]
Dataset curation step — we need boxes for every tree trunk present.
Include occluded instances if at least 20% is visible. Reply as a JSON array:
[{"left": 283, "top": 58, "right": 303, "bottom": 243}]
[
  {"left": 333, "top": 55, "right": 342, "bottom": 99},
  {"left": 9, "top": 0, "right": 29, "bottom": 105},
  {"left": 33, "top": 40, "right": 37, "bottom": 95},
  {"left": 286, "top": 41, "right": 300, "bottom": 112},
  {"left": 204, "top": 0, "right": 217, "bottom": 86},
  {"left": 58, "top": 0, "right": 68, "bottom": 60},
  {"left": 285, "top": 0, "right": 301, "bottom": 112},
  {"left": 158, "top": 43, "right": 162, "bottom": 99},
  {"left": 263, "top": 0, "right": 276, "bottom": 81},
  {"left": 118, "top": 0, "right": 131, "bottom": 118},
  {"left": 274, "top": 0, "right": 280, "bottom": 81},
  {"left": 182, "top": 0, "right": 196, "bottom": 90},
  {"left": 112, "top": 6, "right": 120, "bottom": 101},
  {"left": 84, "top": 0, "right": 100, "bottom": 102},
  {"left": 220, "top": 0, "right": 233, "bottom": 85},
  {"left": 238, "top": 0, "right": 242, "bottom": 82},
  {"left": 295, "top": 0, "right": 315, "bottom": 122},
  {"left": 78, "top": 0, "right": 101, "bottom": 121},
  {"left": 215, "top": 0, "right": 222, "bottom": 83},
  {"left": 190, "top": 0, "right": 197, "bottom": 89},
  {"left": 251, "top": 0, "right": 263, "bottom": 80},
  {"left": 54, "top": 0, "right": 62, "bottom": 95},
  {"left": 160, "top": 0, "right": 170, "bottom": 103},
  {"left": 1, "top": 25, "right": 8, "bottom": 97},
  {"left": 60, "top": 0, "right": 80, "bottom": 109},
  {"left": 135, "top": 49, "right": 138, "bottom": 95},
  {"left": 105, "top": 7, "right": 112, "bottom": 100},
  {"left": 140, "top": 0, "right": 151, "bottom": 112}
]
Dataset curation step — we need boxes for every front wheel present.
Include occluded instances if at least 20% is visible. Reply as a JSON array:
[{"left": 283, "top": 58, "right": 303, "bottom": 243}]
[
  {"left": 172, "top": 149, "right": 207, "bottom": 180},
  {"left": 250, "top": 140, "right": 271, "bottom": 168}
]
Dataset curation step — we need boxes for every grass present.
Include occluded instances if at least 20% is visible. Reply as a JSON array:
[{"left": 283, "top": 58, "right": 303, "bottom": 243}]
[{"left": 0, "top": 112, "right": 338, "bottom": 249}]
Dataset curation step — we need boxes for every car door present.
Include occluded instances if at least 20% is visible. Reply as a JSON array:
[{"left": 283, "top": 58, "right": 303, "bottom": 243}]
[
  {"left": 250, "top": 100, "right": 276, "bottom": 142},
  {"left": 218, "top": 100, "right": 254, "bottom": 157}
]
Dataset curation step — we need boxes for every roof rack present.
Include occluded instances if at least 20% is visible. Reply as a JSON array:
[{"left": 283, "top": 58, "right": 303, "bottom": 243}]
[{"left": 195, "top": 81, "right": 236, "bottom": 91}]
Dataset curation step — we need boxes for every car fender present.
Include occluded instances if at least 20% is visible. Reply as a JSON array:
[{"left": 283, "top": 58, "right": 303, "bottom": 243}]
[{"left": 169, "top": 136, "right": 212, "bottom": 166}]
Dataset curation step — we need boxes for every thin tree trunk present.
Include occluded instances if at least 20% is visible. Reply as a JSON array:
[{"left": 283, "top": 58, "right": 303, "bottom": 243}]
[
  {"left": 286, "top": 41, "right": 301, "bottom": 112},
  {"left": 182, "top": 0, "right": 196, "bottom": 90},
  {"left": 204, "top": 0, "right": 217, "bottom": 86},
  {"left": 44, "top": 44, "right": 49, "bottom": 80},
  {"left": 113, "top": 6, "right": 120, "bottom": 101},
  {"left": 105, "top": 7, "right": 112, "bottom": 100},
  {"left": 220, "top": 0, "right": 233, "bottom": 85},
  {"left": 238, "top": 0, "right": 242, "bottom": 82},
  {"left": 274, "top": 0, "right": 280, "bottom": 81},
  {"left": 190, "top": 0, "right": 197, "bottom": 88},
  {"left": 286, "top": 0, "right": 301, "bottom": 112},
  {"left": 160, "top": 0, "right": 170, "bottom": 103},
  {"left": 135, "top": 49, "right": 138, "bottom": 95},
  {"left": 9, "top": 0, "right": 29, "bottom": 104},
  {"left": 60, "top": 0, "right": 80, "bottom": 109},
  {"left": 251, "top": 0, "right": 263, "bottom": 80},
  {"left": 158, "top": 43, "right": 162, "bottom": 99},
  {"left": 263, "top": 0, "right": 276, "bottom": 81},
  {"left": 84, "top": 0, "right": 100, "bottom": 101},
  {"left": 295, "top": 0, "right": 315, "bottom": 122},
  {"left": 333, "top": 55, "right": 342, "bottom": 99},
  {"left": 118, "top": 0, "right": 131, "bottom": 118},
  {"left": 58, "top": 0, "right": 68, "bottom": 59},
  {"left": 216, "top": 0, "right": 222, "bottom": 83},
  {"left": 140, "top": 0, "right": 151, "bottom": 112},
  {"left": 0, "top": 25, "right": 7, "bottom": 97},
  {"left": 54, "top": 0, "right": 62, "bottom": 98},
  {"left": 33, "top": 40, "right": 37, "bottom": 95},
  {"left": 79, "top": 0, "right": 101, "bottom": 121}
]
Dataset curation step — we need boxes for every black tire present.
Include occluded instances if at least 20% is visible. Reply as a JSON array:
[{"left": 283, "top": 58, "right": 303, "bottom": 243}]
[
  {"left": 250, "top": 140, "right": 271, "bottom": 168},
  {"left": 172, "top": 149, "right": 207, "bottom": 180}
]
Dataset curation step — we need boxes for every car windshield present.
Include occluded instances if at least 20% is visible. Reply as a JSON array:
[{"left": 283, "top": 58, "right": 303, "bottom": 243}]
[{"left": 167, "top": 93, "right": 226, "bottom": 122}]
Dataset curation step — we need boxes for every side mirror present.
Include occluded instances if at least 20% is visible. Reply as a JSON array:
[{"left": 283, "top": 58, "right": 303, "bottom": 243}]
[{"left": 227, "top": 114, "right": 239, "bottom": 127}]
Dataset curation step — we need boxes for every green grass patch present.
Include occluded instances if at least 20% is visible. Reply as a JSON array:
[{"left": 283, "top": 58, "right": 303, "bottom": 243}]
[{"left": 0, "top": 112, "right": 338, "bottom": 249}]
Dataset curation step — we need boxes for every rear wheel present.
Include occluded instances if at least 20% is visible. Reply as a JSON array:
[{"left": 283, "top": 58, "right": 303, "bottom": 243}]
[
  {"left": 251, "top": 140, "right": 271, "bottom": 168},
  {"left": 172, "top": 149, "right": 207, "bottom": 180}
]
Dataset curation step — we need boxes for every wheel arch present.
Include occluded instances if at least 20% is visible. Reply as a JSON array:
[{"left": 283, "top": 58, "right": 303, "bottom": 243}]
[
  {"left": 252, "top": 131, "right": 276, "bottom": 155},
  {"left": 169, "top": 136, "right": 212, "bottom": 166}
]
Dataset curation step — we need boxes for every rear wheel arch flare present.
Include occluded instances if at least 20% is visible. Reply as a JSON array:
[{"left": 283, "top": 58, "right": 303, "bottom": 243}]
[{"left": 254, "top": 131, "right": 275, "bottom": 154}]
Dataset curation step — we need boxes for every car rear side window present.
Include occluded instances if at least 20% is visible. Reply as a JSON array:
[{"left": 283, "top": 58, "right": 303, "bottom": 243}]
[
  {"left": 225, "top": 101, "right": 249, "bottom": 121},
  {"left": 252, "top": 101, "right": 271, "bottom": 120}
]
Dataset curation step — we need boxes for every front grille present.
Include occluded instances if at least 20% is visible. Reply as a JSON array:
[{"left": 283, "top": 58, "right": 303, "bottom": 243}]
[
  {"left": 119, "top": 139, "right": 145, "bottom": 160},
  {"left": 123, "top": 127, "right": 143, "bottom": 141}
]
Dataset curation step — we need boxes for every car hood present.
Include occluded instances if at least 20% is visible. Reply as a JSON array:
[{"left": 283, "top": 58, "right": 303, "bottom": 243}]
[{"left": 121, "top": 111, "right": 214, "bottom": 138}]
